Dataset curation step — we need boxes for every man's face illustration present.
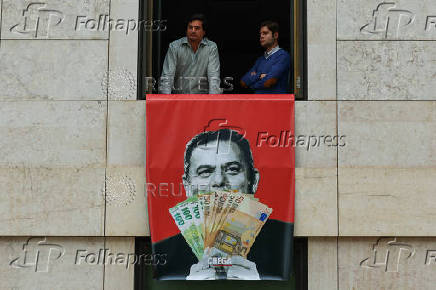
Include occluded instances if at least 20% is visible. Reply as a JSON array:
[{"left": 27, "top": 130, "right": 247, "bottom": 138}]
[{"left": 185, "top": 140, "right": 251, "bottom": 195}]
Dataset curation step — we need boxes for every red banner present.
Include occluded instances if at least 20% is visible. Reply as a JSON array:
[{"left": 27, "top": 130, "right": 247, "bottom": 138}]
[{"left": 146, "top": 94, "right": 294, "bottom": 280}]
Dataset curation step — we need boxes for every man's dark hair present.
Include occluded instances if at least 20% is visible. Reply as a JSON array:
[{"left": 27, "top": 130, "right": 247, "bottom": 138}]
[
  {"left": 183, "top": 129, "right": 257, "bottom": 194},
  {"left": 186, "top": 13, "right": 207, "bottom": 32},
  {"left": 260, "top": 20, "right": 279, "bottom": 35}
]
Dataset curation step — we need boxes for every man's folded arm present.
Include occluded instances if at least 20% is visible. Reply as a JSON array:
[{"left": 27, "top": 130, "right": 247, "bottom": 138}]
[
  {"left": 241, "top": 59, "right": 261, "bottom": 87},
  {"left": 159, "top": 45, "right": 177, "bottom": 94},
  {"left": 207, "top": 44, "right": 222, "bottom": 94},
  {"left": 250, "top": 53, "right": 290, "bottom": 89}
]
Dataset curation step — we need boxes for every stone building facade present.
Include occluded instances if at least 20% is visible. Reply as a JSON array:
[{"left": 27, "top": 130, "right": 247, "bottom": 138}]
[{"left": 1, "top": 0, "right": 435, "bottom": 289}]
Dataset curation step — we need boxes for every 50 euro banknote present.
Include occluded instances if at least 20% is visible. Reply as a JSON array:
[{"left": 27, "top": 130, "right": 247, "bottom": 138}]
[{"left": 212, "top": 197, "right": 272, "bottom": 258}]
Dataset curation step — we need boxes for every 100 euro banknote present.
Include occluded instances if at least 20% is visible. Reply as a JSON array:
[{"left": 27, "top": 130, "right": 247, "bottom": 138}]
[{"left": 169, "top": 199, "right": 203, "bottom": 259}]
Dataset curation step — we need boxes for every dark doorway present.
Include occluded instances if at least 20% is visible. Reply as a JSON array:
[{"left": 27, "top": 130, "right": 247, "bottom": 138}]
[{"left": 152, "top": 0, "right": 293, "bottom": 94}]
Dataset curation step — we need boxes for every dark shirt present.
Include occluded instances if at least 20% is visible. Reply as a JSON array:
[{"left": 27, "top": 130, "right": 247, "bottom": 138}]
[{"left": 152, "top": 219, "right": 294, "bottom": 280}]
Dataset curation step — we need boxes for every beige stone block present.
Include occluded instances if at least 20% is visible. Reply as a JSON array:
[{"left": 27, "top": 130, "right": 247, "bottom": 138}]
[
  {"left": 0, "top": 237, "right": 104, "bottom": 290},
  {"left": 295, "top": 101, "right": 338, "bottom": 168},
  {"left": 295, "top": 168, "right": 337, "bottom": 236},
  {"left": 294, "top": 101, "right": 338, "bottom": 236},
  {"left": 0, "top": 101, "right": 107, "bottom": 167},
  {"left": 2, "top": 0, "right": 109, "bottom": 39},
  {"left": 104, "top": 237, "right": 135, "bottom": 290},
  {"left": 309, "top": 237, "right": 338, "bottom": 290},
  {"left": 338, "top": 0, "right": 436, "bottom": 40},
  {"left": 307, "top": 0, "right": 336, "bottom": 100},
  {"left": 338, "top": 41, "right": 436, "bottom": 100},
  {"left": 0, "top": 101, "right": 106, "bottom": 235},
  {"left": 338, "top": 101, "right": 436, "bottom": 236},
  {"left": 105, "top": 166, "right": 148, "bottom": 236},
  {"left": 106, "top": 101, "right": 148, "bottom": 236},
  {"left": 107, "top": 0, "right": 138, "bottom": 100},
  {"left": 338, "top": 101, "right": 436, "bottom": 167},
  {"left": 107, "top": 101, "right": 145, "bottom": 166},
  {"left": 339, "top": 168, "right": 436, "bottom": 236},
  {"left": 0, "top": 167, "right": 105, "bottom": 236},
  {"left": 0, "top": 40, "right": 108, "bottom": 101},
  {"left": 339, "top": 237, "right": 436, "bottom": 290}
]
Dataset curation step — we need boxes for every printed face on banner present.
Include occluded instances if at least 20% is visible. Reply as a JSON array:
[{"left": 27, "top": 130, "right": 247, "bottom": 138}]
[
  {"left": 182, "top": 132, "right": 260, "bottom": 197},
  {"left": 146, "top": 94, "right": 294, "bottom": 281}
]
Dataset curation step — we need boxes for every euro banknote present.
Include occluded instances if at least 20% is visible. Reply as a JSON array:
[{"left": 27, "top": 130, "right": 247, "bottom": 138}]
[{"left": 169, "top": 190, "right": 272, "bottom": 261}]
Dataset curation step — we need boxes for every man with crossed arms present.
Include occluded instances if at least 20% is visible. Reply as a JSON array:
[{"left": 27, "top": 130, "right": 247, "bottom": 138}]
[{"left": 241, "top": 20, "right": 291, "bottom": 94}]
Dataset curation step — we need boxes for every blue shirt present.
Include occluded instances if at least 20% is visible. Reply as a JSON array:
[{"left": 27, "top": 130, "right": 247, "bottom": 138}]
[
  {"left": 264, "top": 45, "right": 281, "bottom": 59},
  {"left": 241, "top": 48, "right": 290, "bottom": 94}
]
